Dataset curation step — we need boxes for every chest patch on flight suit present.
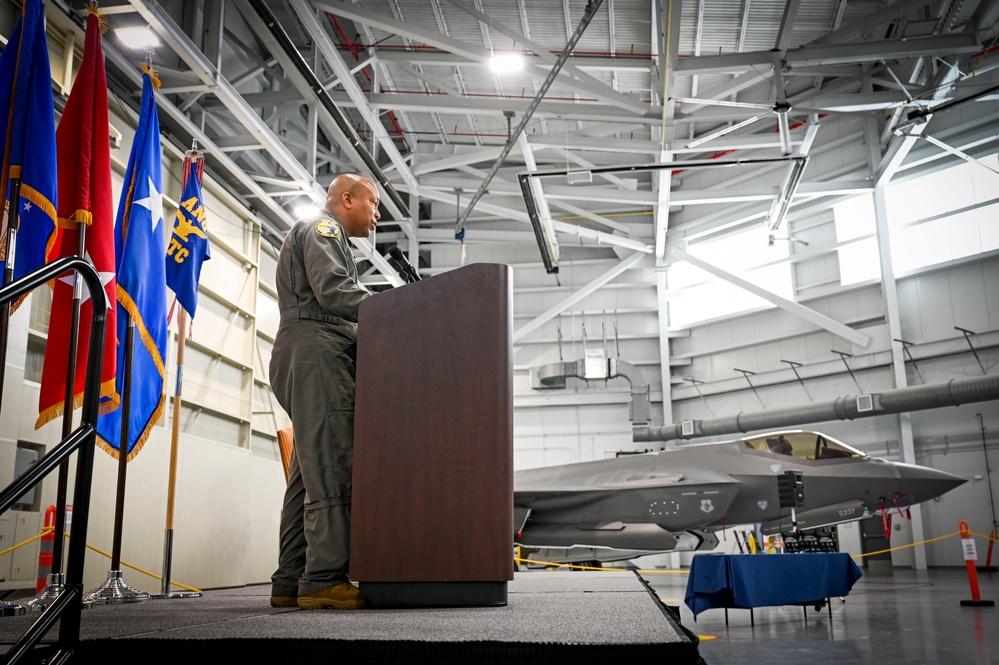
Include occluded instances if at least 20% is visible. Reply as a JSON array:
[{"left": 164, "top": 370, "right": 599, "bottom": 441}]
[{"left": 316, "top": 219, "right": 342, "bottom": 239}]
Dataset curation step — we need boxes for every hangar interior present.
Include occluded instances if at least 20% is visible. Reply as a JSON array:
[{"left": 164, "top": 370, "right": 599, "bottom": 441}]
[{"left": 0, "top": 0, "right": 997, "bottom": 659}]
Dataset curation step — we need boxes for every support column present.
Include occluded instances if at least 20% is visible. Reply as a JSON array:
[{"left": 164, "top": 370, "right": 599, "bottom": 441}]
[{"left": 867, "top": 113, "right": 927, "bottom": 569}]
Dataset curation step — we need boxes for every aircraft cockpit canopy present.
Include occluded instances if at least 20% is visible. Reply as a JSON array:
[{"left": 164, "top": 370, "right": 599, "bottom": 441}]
[{"left": 742, "top": 430, "right": 866, "bottom": 461}]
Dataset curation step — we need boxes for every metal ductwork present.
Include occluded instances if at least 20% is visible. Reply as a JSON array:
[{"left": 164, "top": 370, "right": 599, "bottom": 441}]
[
  {"left": 635, "top": 374, "right": 999, "bottom": 442},
  {"left": 536, "top": 356, "right": 651, "bottom": 438}
]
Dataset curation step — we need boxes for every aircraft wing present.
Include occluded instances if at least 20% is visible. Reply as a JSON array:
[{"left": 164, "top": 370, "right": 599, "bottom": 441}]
[{"left": 515, "top": 472, "right": 683, "bottom": 498}]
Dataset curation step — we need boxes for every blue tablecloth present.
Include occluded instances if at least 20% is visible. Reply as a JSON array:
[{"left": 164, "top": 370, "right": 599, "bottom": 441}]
[{"left": 684, "top": 552, "right": 863, "bottom": 619}]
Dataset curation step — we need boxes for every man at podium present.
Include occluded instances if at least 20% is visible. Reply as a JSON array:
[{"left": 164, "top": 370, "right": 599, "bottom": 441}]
[{"left": 268, "top": 174, "right": 380, "bottom": 610}]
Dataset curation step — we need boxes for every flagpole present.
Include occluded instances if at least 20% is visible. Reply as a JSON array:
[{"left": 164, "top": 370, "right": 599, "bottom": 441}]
[
  {"left": 0, "top": 177, "right": 23, "bottom": 416},
  {"left": 154, "top": 304, "right": 199, "bottom": 599},
  {"left": 24, "top": 224, "right": 89, "bottom": 613},
  {"left": 85, "top": 316, "right": 150, "bottom": 604},
  {"left": 153, "top": 144, "right": 204, "bottom": 599}
]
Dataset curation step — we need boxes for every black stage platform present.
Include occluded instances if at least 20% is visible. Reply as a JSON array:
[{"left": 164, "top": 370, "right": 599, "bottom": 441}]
[{"left": 0, "top": 570, "right": 701, "bottom": 664}]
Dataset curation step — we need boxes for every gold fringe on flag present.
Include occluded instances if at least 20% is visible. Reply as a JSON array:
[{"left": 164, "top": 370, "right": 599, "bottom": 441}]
[
  {"left": 140, "top": 62, "right": 161, "bottom": 91},
  {"left": 72, "top": 208, "right": 93, "bottom": 227},
  {"left": 34, "top": 380, "right": 120, "bottom": 431},
  {"left": 85, "top": 1, "right": 108, "bottom": 34},
  {"left": 90, "top": 283, "right": 166, "bottom": 461},
  {"left": 95, "top": 393, "right": 162, "bottom": 462}
]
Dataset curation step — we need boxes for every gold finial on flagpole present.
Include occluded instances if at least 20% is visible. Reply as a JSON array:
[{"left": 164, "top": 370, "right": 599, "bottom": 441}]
[
  {"left": 85, "top": 2, "right": 108, "bottom": 33},
  {"left": 140, "top": 50, "right": 161, "bottom": 90}
]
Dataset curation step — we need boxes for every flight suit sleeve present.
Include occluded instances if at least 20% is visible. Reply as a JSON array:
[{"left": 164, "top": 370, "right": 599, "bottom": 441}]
[{"left": 302, "top": 219, "right": 369, "bottom": 321}]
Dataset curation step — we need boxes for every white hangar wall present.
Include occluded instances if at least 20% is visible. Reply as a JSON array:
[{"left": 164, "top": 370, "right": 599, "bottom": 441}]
[{"left": 0, "top": 47, "right": 290, "bottom": 593}]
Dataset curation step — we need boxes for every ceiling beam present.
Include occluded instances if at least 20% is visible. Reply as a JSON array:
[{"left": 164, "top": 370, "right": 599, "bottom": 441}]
[
  {"left": 774, "top": 0, "right": 802, "bottom": 52},
  {"left": 373, "top": 49, "right": 652, "bottom": 72},
  {"left": 317, "top": 0, "right": 644, "bottom": 115},
  {"left": 365, "top": 92, "right": 657, "bottom": 123},
  {"left": 290, "top": 0, "right": 421, "bottom": 201},
  {"left": 676, "top": 33, "right": 979, "bottom": 75},
  {"left": 808, "top": 0, "right": 933, "bottom": 46},
  {"left": 238, "top": 0, "right": 412, "bottom": 229},
  {"left": 669, "top": 247, "right": 871, "bottom": 348},
  {"left": 443, "top": 0, "right": 648, "bottom": 114},
  {"left": 126, "top": 0, "right": 323, "bottom": 201},
  {"left": 513, "top": 252, "right": 647, "bottom": 343},
  {"left": 457, "top": 0, "right": 607, "bottom": 226}
]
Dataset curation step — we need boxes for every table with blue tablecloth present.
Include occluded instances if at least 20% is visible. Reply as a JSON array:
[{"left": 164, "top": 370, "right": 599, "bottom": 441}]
[{"left": 684, "top": 552, "right": 863, "bottom": 623}]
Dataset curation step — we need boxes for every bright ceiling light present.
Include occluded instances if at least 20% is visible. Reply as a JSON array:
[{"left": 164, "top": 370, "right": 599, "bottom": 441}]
[
  {"left": 115, "top": 27, "right": 161, "bottom": 51},
  {"left": 488, "top": 53, "right": 524, "bottom": 74},
  {"left": 294, "top": 203, "right": 321, "bottom": 219}
]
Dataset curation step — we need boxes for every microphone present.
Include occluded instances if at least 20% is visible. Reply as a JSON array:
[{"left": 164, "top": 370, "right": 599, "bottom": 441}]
[
  {"left": 387, "top": 256, "right": 406, "bottom": 278},
  {"left": 388, "top": 245, "right": 421, "bottom": 282}
]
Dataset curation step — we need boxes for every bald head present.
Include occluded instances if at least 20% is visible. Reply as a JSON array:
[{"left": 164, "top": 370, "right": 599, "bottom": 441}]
[{"left": 324, "top": 174, "right": 381, "bottom": 238}]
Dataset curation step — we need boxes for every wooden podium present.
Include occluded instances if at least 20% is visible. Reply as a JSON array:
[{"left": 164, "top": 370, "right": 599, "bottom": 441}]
[{"left": 350, "top": 263, "right": 513, "bottom": 607}]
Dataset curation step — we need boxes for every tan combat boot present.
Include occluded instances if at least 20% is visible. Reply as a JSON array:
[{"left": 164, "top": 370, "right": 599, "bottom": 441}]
[{"left": 297, "top": 582, "right": 365, "bottom": 610}]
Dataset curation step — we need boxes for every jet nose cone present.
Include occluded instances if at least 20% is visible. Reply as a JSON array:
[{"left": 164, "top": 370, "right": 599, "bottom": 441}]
[{"left": 894, "top": 463, "right": 967, "bottom": 504}]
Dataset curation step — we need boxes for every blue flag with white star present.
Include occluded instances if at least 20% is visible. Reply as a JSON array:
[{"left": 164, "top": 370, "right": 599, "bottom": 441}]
[
  {"left": 97, "top": 70, "right": 167, "bottom": 460},
  {"left": 165, "top": 160, "right": 210, "bottom": 319},
  {"left": 0, "top": 0, "right": 58, "bottom": 308}
]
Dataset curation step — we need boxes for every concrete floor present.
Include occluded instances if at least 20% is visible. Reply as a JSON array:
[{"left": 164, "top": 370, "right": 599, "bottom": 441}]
[{"left": 640, "top": 566, "right": 997, "bottom": 665}]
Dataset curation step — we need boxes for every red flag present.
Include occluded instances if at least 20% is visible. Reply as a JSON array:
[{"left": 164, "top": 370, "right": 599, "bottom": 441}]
[{"left": 36, "top": 6, "right": 118, "bottom": 429}]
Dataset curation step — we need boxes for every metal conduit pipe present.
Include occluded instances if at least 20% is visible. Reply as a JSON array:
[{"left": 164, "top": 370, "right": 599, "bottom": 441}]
[{"left": 634, "top": 374, "right": 999, "bottom": 442}]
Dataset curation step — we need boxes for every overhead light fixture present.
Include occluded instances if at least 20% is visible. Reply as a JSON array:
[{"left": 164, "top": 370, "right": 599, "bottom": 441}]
[
  {"left": 115, "top": 27, "right": 161, "bottom": 51},
  {"left": 774, "top": 102, "right": 793, "bottom": 156},
  {"left": 294, "top": 203, "right": 321, "bottom": 219},
  {"left": 764, "top": 157, "right": 808, "bottom": 233},
  {"left": 488, "top": 52, "right": 524, "bottom": 74}
]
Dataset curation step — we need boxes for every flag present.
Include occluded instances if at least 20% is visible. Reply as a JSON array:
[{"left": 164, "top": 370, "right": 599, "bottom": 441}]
[
  {"left": 0, "top": 0, "right": 57, "bottom": 310},
  {"left": 36, "top": 6, "right": 118, "bottom": 430},
  {"left": 96, "top": 68, "right": 166, "bottom": 461},
  {"left": 165, "top": 156, "right": 210, "bottom": 318}
]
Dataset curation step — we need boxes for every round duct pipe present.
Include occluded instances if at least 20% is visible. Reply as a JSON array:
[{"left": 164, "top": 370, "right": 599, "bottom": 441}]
[{"left": 635, "top": 374, "right": 999, "bottom": 442}]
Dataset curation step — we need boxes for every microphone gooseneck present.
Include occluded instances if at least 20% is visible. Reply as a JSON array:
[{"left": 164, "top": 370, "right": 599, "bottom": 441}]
[{"left": 388, "top": 245, "right": 421, "bottom": 282}]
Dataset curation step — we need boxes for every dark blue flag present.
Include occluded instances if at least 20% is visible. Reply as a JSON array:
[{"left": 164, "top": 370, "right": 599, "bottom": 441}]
[
  {"left": 97, "top": 70, "right": 167, "bottom": 460},
  {"left": 0, "top": 0, "right": 57, "bottom": 307},
  {"left": 165, "top": 161, "right": 210, "bottom": 318}
]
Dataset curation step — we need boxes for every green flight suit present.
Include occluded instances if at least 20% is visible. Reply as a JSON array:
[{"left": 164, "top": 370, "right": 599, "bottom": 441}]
[{"left": 269, "top": 214, "right": 369, "bottom": 596}]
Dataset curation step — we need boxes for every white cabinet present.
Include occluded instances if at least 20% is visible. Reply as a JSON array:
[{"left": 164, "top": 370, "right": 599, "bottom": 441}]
[
  {"left": 6, "top": 510, "right": 42, "bottom": 586},
  {"left": 0, "top": 513, "right": 13, "bottom": 584}
]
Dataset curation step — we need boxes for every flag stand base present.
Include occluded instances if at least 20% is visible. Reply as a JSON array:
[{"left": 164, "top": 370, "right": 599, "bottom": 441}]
[
  {"left": 1, "top": 603, "right": 25, "bottom": 617},
  {"left": 152, "top": 529, "right": 202, "bottom": 599},
  {"left": 21, "top": 573, "right": 94, "bottom": 613},
  {"left": 23, "top": 573, "right": 64, "bottom": 613},
  {"left": 85, "top": 570, "right": 150, "bottom": 605},
  {"left": 152, "top": 589, "right": 202, "bottom": 600}
]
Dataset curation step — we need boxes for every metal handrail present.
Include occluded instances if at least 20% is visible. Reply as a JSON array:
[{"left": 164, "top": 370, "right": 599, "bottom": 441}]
[{"left": 0, "top": 257, "right": 109, "bottom": 664}]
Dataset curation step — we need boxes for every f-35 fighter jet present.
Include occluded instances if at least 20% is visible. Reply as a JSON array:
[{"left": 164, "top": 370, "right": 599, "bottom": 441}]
[{"left": 514, "top": 430, "right": 965, "bottom": 563}]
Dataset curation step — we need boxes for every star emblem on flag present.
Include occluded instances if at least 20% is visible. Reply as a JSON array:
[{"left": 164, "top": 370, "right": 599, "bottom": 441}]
[
  {"left": 133, "top": 175, "right": 164, "bottom": 232},
  {"left": 57, "top": 250, "right": 115, "bottom": 310}
]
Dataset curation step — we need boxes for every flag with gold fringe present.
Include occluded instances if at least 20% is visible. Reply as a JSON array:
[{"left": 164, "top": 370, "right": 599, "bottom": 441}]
[
  {"left": 96, "top": 67, "right": 166, "bottom": 460},
  {"left": 37, "top": 4, "right": 119, "bottom": 430},
  {"left": 0, "top": 0, "right": 57, "bottom": 310}
]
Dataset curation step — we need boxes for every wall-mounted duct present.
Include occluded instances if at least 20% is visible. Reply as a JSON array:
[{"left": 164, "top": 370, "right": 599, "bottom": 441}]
[
  {"left": 535, "top": 357, "right": 651, "bottom": 438},
  {"left": 636, "top": 374, "right": 999, "bottom": 442}
]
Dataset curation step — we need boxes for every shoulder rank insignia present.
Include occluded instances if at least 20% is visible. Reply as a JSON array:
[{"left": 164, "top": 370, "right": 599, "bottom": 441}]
[{"left": 315, "top": 219, "right": 342, "bottom": 239}]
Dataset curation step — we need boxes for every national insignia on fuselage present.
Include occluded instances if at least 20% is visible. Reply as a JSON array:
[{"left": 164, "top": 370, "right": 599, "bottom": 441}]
[{"left": 316, "top": 219, "right": 342, "bottom": 239}]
